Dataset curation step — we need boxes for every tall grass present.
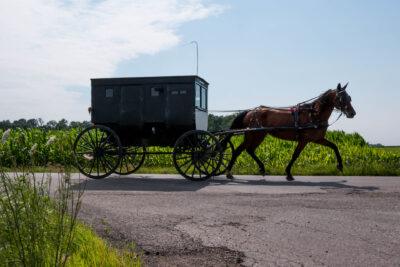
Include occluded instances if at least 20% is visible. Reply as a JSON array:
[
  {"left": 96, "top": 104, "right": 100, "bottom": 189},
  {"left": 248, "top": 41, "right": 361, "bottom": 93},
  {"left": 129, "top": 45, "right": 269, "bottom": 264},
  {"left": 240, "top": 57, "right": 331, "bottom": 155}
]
[
  {"left": 0, "top": 172, "right": 140, "bottom": 266},
  {"left": 0, "top": 130, "right": 140, "bottom": 266},
  {"left": 0, "top": 128, "right": 399, "bottom": 175},
  {"left": 0, "top": 172, "right": 82, "bottom": 265}
]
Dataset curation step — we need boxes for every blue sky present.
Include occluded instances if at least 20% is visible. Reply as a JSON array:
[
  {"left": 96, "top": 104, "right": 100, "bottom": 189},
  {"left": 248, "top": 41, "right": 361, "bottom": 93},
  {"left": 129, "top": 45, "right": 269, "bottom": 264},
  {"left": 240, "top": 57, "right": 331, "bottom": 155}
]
[
  {"left": 1, "top": 0, "right": 399, "bottom": 145},
  {"left": 116, "top": 0, "right": 400, "bottom": 145}
]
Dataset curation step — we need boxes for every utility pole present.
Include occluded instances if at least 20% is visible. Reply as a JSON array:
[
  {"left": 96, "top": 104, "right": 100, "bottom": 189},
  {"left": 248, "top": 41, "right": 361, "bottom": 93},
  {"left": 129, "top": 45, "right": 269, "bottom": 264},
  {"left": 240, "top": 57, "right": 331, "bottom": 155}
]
[{"left": 190, "top": 41, "right": 199, "bottom": 76}]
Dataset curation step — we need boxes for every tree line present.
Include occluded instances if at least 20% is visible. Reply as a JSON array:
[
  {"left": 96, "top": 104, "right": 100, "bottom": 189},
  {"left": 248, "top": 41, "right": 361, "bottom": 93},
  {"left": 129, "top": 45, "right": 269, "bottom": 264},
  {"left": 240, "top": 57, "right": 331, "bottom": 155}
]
[
  {"left": 0, "top": 119, "right": 91, "bottom": 130},
  {"left": 0, "top": 114, "right": 237, "bottom": 131},
  {"left": 207, "top": 114, "right": 236, "bottom": 132}
]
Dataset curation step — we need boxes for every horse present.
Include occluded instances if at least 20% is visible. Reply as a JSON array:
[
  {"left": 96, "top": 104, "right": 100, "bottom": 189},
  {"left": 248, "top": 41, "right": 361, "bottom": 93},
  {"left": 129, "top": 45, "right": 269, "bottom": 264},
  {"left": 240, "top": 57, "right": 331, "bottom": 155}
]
[{"left": 221, "top": 83, "right": 356, "bottom": 181}]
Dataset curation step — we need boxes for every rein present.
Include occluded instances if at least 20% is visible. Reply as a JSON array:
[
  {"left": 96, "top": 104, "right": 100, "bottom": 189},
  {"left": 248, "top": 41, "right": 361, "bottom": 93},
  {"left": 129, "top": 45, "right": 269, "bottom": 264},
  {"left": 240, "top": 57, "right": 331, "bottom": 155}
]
[
  {"left": 208, "top": 91, "right": 325, "bottom": 113},
  {"left": 209, "top": 89, "right": 344, "bottom": 128},
  {"left": 327, "top": 110, "right": 343, "bottom": 127},
  {"left": 208, "top": 109, "right": 249, "bottom": 113}
]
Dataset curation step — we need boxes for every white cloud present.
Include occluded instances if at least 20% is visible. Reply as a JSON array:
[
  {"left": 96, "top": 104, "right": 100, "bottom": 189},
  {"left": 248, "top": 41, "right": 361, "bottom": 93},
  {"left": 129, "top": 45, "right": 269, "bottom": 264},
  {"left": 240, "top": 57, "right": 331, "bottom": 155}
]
[{"left": 0, "top": 0, "right": 222, "bottom": 121}]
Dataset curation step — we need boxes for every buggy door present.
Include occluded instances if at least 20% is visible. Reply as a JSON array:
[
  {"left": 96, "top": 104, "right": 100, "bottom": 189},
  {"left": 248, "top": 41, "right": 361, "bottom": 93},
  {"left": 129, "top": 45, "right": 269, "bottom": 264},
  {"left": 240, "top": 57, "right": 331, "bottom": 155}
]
[
  {"left": 120, "top": 85, "right": 144, "bottom": 127},
  {"left": 143, "top": 84, "right": 166, "bottom": 123},
  {"left": 166, "top": 84, "right": 192, "bottom": 127},
  {"left": 91, "top": 86, "right": 120, "bottom": 124}
]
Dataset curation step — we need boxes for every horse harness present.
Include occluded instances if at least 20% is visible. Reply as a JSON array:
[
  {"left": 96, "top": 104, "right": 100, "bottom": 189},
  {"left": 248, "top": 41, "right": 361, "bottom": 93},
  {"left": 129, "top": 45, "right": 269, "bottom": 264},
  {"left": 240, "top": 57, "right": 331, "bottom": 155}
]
[
  {"left": 249, "top": 103, "right": 324, "bottom": 139},
  {"left": 246, "top": 89, "right": 344, "bottom": 137},
  {"left": 289, "top": 103, "right": 322, "bottom": 140}
]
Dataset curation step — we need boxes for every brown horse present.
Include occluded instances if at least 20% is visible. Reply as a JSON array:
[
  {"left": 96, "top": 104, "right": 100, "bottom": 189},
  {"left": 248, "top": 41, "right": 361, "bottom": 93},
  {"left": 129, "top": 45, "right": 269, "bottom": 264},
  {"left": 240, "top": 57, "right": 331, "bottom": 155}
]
[{"left": 222, "top": 83, "right": 356, "bottom": 181}]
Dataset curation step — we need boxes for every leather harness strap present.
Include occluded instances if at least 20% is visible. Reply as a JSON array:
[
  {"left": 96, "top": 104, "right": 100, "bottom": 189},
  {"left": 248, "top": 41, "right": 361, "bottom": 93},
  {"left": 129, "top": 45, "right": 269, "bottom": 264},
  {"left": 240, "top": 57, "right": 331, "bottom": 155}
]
[{"left": 290, "top": 104, "right": 300, "bottom": 129}]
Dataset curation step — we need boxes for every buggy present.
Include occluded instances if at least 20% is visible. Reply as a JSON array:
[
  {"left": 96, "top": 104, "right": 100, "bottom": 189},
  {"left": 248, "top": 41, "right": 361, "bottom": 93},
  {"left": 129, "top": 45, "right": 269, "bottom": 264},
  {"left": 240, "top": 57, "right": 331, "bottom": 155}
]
[{"left": 73, "top": 76, "right": 231, "bottom": 181}]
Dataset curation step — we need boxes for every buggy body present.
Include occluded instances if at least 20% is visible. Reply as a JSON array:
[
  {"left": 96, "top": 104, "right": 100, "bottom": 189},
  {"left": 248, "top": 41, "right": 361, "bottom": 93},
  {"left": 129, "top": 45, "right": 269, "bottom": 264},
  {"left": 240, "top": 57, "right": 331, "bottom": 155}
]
[{"left": 90, "top": 75, "right": 209, "bottom": 146}]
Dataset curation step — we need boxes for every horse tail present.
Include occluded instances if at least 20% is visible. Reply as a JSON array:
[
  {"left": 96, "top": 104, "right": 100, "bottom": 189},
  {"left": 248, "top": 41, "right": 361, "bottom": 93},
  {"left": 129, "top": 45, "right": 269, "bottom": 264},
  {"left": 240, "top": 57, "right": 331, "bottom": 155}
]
[
  {"left": 220, "top": 110, "right": 249, "bottom": 149},
  {"left": 230, "top": 110, "right": 249, "bottom": 130}
]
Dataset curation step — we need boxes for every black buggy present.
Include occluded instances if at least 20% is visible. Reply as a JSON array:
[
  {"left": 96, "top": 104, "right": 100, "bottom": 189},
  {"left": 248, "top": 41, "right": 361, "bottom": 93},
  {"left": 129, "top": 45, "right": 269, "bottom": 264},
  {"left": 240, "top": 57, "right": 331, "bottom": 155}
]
[{"left": 73, "top": 76, "right": 233, "bottom": 181}]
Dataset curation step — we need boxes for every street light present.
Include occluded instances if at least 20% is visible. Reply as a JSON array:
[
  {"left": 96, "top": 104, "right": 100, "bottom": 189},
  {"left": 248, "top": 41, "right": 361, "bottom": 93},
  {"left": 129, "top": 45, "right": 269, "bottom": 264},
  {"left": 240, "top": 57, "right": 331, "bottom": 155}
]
[{"left": 190, "top": 41, "right": 199, "bottom": 76}]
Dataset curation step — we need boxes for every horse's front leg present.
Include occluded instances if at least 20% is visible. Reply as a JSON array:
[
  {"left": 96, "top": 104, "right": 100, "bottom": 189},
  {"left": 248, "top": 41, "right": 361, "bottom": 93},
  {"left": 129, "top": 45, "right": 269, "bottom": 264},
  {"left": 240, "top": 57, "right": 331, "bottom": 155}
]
[
  {"left": 285, "top": 141, "right": 307, "bottom": 181},
  {"left": 313, "top": 138, "right": 343, "bottom": 171}
]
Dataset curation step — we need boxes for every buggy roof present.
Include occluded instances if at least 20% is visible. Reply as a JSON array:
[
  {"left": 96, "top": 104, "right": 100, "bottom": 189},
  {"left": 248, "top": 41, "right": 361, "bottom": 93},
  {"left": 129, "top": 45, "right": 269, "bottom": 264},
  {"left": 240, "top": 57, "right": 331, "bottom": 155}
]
[{"left": 91, "top": 75, "right": 208, "bottom": 87}]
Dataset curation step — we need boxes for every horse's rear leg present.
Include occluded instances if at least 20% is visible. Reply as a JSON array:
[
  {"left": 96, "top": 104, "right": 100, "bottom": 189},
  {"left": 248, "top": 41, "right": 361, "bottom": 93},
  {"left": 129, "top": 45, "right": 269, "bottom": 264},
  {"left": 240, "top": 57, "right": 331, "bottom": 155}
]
[
  {"left": 313, "top": 138, "right": 343, "bottom": 171},
  {"left": 285, "top": 141, "right": 307, "bottom": 181},
  {"left": 246, "top": 147, "right": 266, "bottom": 176},
  {"left": 226, "top": 142, "right": 246, "bottom": 179}
]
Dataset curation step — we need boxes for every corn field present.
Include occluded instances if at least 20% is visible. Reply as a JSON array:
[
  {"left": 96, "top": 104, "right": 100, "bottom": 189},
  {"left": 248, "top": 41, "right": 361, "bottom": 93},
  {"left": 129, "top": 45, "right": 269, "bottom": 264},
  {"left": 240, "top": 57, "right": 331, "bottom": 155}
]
[{"left": 0, "top": 128, "right": 399, "bottom": 175}]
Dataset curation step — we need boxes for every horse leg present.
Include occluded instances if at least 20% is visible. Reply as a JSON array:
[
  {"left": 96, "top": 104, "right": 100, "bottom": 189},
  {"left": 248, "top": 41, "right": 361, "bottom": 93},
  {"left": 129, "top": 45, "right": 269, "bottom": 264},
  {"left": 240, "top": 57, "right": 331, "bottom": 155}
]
[
  {"left": 285, "top": 141, "right": 307, "bottom": 181},
  {"left": 225, "top": 142, "right": 246, "bottom": 179},
  {"left": 246, "top": 147, "right": 266, "bottom": 176},
  {"left": 313, "top": 138, "right": 343, "bottom": 171}
]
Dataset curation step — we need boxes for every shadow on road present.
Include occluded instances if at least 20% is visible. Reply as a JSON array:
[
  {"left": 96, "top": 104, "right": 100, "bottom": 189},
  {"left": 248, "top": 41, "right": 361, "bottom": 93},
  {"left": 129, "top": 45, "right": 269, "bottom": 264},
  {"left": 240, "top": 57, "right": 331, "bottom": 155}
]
[{"left": 71, "top": 175, "right": 379, "bottom": 193}]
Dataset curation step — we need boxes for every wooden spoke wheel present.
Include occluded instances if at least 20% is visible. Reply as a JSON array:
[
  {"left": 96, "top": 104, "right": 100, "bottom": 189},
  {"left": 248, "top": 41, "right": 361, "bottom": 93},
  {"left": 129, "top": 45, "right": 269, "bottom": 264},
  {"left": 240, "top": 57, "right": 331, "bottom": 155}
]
[
  {"left": 214, "top": 139, "right": 234, "bottom": 176},
  {"left": 114, "top": 145, "right": 146, "bottom": 175},
  {"left": 73, "top": 125, "right": 122, "bottom": 179},
  {"left": 173, "top": 130, "right": 223, "bottom": 181}
]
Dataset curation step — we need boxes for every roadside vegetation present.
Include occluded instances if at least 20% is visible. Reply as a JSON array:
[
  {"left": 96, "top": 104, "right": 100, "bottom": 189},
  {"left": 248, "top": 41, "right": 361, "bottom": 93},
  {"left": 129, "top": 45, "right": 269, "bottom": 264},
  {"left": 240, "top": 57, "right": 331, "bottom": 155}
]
[
  {"left": 0, "top": 126, "right": 399, "bottom": 176},
  {"left": 0, "top": 132, "right": 140, "bottom": 266}
]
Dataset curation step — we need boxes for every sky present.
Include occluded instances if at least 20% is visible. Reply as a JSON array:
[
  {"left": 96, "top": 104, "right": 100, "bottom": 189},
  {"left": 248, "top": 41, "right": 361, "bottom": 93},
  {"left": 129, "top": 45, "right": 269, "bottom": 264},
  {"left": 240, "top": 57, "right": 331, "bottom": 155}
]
[{"left": 0, "top": 0, "right": 399, "bottom": 145}]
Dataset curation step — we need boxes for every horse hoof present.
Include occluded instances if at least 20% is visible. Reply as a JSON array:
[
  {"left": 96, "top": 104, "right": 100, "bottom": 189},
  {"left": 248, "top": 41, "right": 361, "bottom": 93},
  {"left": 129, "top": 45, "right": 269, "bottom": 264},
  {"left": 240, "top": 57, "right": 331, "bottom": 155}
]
[{"left": 286, "top": 175, "right": 295, "bottom": 181}]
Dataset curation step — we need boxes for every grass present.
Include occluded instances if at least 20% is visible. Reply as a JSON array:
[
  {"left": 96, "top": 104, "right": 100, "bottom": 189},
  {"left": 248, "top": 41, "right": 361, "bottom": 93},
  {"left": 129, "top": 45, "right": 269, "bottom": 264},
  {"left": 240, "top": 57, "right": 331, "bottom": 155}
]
[
  {"left": 377, "top": 146, "right": 400, "bottom": 155},
  {"left": 0, "top": 127, "right": 142, "bottom": 265},
  {"left": 67, "top": 223, "right": 140, "bottom": 266},
  {"left": 1, "top": 128, "right": 399, "bottom": 176},
  {"left": 0, "top": 171, "right": 140, "bottom": 266}
]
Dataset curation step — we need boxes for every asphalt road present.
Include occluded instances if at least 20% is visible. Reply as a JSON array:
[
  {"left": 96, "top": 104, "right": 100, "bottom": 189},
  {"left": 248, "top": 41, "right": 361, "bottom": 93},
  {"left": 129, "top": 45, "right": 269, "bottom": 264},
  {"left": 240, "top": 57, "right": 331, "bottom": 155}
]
[{"left": 67, "top": 174, "right": 400, "bottom": 266}]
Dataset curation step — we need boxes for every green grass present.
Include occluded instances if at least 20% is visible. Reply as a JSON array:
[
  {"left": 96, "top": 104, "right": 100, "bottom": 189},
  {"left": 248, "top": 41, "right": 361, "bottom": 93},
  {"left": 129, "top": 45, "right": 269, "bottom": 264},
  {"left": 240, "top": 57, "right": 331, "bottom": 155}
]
[
  {"left": 0, "top": 171, "right": 140, "bottom": 266},
  {"left": 377, "top": 146, "right": 400, "bottom": 155},
  {"left": 1, "top": 128, "right": 399, "bottom": 176},
  {"left": 68, "top": 223, "right": 140, "bottom": 266}
]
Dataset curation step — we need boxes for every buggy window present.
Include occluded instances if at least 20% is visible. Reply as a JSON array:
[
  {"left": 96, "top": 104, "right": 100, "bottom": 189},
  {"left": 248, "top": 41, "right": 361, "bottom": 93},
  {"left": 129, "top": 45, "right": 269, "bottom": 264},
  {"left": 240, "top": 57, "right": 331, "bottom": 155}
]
[
  {"left": 151, "top": 87, "right": 163, "bottom": 96},
  {"left": 201, "top": 87, "right": 207, "bottom": 109},
  {"left": 195, "top": 84, "right": 201, "bottom": 107},
  {"left": 105, "top": 88, "right": 114, "bottom": 98},
  {"left": 195, "top": 84, "right": 207, "bottom": 110}
]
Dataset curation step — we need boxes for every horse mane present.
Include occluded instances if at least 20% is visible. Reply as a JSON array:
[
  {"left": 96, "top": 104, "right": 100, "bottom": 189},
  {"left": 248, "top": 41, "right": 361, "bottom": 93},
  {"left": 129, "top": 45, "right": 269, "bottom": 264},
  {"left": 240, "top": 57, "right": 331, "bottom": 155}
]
[{"left": 308, "top": 89, "right": 335, "bottom": 106}]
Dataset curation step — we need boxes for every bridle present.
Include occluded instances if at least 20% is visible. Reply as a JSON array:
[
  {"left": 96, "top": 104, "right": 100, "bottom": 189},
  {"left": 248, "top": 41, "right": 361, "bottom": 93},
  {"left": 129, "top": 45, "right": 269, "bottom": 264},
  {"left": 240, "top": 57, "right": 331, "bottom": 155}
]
[
  {"left": 305, "top": 89, "right": 346, "bottom": 127},
  {"left": 329, "top": 89, "right": 352, "bottom": 126},
  {"left": 334, "top": 90, "right": 349, "bottom": 110}
]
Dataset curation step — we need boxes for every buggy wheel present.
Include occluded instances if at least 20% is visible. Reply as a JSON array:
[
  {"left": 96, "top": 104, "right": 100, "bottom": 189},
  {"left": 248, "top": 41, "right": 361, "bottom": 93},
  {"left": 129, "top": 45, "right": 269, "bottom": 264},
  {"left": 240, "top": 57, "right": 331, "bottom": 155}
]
[
  {"left": 114, "top": 145, "right": 146, "bottom": 175},
  {"left": 214, "top": 139, "right": 234, "bottom": 176},
  {"left": 173, "top": 130, "right": 223, "bottom": 181},
  {"left": 73, "top": 125, "right": 122, "bottom": 179}
]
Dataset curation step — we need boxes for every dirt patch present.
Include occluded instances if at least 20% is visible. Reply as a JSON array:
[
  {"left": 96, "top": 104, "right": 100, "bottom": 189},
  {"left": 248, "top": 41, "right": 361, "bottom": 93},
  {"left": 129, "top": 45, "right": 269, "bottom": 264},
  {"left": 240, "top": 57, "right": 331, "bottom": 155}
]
[{"left": 141, "top": 246, "right": 244, "bottom": 267}]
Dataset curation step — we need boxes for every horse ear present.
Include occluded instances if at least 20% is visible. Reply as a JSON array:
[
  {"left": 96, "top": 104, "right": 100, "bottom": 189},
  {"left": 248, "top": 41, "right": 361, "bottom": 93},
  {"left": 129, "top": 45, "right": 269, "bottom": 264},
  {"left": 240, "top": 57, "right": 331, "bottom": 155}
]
[
  {"left": 342, "top": 82, "right": 349, "bottom": 90},
  {"left": 337, "top": 83, "right": 342, "bottom": 91}
]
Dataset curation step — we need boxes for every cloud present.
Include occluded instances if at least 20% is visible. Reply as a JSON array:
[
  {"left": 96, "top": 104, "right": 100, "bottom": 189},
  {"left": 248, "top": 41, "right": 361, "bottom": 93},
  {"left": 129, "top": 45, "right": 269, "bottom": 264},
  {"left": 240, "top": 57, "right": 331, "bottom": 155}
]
[{"left": 0, "top": 0, "right": 222, "bottom": 121}]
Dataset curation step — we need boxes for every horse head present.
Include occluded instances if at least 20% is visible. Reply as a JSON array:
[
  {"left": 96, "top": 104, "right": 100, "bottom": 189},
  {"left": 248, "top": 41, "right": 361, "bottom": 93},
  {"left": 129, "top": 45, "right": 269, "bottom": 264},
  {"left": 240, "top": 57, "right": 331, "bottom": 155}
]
[{"left": 334, "top": 83, "right": 356, "bottom": 118}]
